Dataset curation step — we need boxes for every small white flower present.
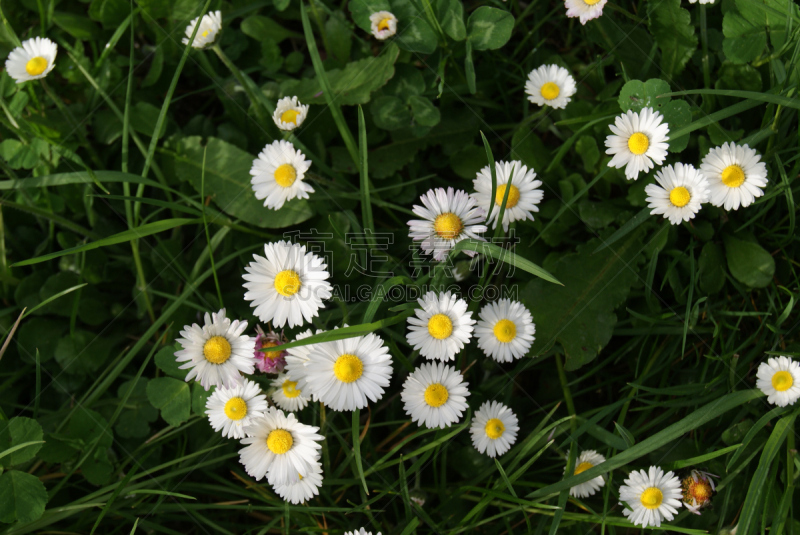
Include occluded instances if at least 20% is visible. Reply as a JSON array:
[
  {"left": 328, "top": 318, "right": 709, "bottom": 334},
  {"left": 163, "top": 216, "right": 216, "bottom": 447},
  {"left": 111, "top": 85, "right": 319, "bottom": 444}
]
[
  {"left": 369, "top": 11, "right": 397, "bottom": 40},
  {"left": 471, "top": 161, "right": 544, "bottom": 231},
  {"left": 182, "top": 10, "right": 222, "bottom": 49},
  {"left": 524, "top": 65, "right": 577, "bottom": 109},
  {"left": 268, "top": 460, "right": 323, "bottom": 504},
  {"left": 250, "top": 140, "right": 314, "bottom": 211},
  {"left": 469, "top": 401, "right": 519, "bottom": 458},
  {"left": 205, "top": 379, "right": 268, "bottom": 439},
  {"left": 284, "top": 328, "right": 323, "bottom": 398},
  {"left": 243, "top": 241, "right": 332, "bottom": 329},
  {"left": 345, "top": 529, "right": 381, "bottom": 535},
  {"left": 687, "top": 0, "right": 715, "bottom": 4},
  {"left": 700, "top": 142, "right": 768, "bottom": 210},
  {"left": 566, "top": 450, "right": 606, "bottom": 498},
  {"left": 273, "top": 96, "right": 309, "bottom": 131},
  {"left": 645, "top": 163, "right": 710, "bottom": 225},
  {"left": 271, "top": 372, "right": 310, "bottom": 412},
  {"left": 475, "top": 299, "right": 536, "bottom": 362},
  {"left": 5, "top": 37, "right": 57, "bottom": 83},
  {"left": 406, "top": 291, "right": 475, "bottom": 362},
  {"left": 564, "top": 0, "right": 607, "bottom": 24},
  {"left": 605, "top": 107, "right": 670, "bottom": 180},
  {"left": 401, "top": 362, "right": 470, "bottom": 429},
  {"left": 408, "top": 187, "right": 487, "bottom": 261},
  {"left": 175, "top": 309, "right": 255, "bottom": 390},
  {"left": 756, "top": 356, "right": 800, "bottom": 407},
  {"left": 619, "top": 466, "right": 683, "bottom": 528}
]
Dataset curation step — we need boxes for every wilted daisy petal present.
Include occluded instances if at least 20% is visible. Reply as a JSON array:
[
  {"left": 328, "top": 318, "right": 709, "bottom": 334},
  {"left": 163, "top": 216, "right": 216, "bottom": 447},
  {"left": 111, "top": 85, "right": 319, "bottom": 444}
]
[
  {"left": 471, "top": 161, "right": 544, "bottom": 232},
  {"left": 475, "top": 299, "right": 536, "bottom": 362},
  {"left": 700, "top": 142, "right": 768, "bottom": 210},
  {"left": 401, "top": 362, "right": 470, "bottom": 429},
  {"left": 619, "top": 465, "right": 683, "bottom": 528},
  {"left": 250, "top": 140, "right": 314, "bottom": 210},
  {"left": 469, "top": 401, "right": 519, "bottom": 457},
  {"left": 5, "top": 37, "right": 57, "bottom": 83},
  {"left": 182, "top": 10, "right": 222, "bottom": 48},
  {"left": 605, "top": 107, "right": 670, "bottom": 180},
  {"left": 524, "top": 65, "right": 577, "bottom": 109},
  {"left": 566, "top": 450, "right": 606, "bottom": 498},
  {"left": 756, "top": 356, "right": 800, "bottom": 407},
  {"left": 645, "top": 163, "right": 710, "bottom": 225}
]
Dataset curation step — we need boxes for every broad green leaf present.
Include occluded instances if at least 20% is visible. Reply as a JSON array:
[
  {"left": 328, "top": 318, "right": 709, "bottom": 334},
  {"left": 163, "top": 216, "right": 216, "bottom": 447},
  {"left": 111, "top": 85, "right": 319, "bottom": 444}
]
[
  {"left": 698, "top": 242, "right": 725, "bottom": 294},
  {"left": 408, "top": 96, "right": 441, "bottom": 127},
  {"left": 326, "top": 11, "right": 353, "bottom": 63},
  {"left": 467, "top": 7, "right": 514, "bottom": 51},
  {"left": 53, "top": 11, "right": 101, "bottom": 40},
  {"left": 437, "top": 0, "right": 466, "bottom": 40},
  {"left": 0, "top": 417, "right": 43, "bottom": 468},
  {"left": 115, "top": 378, "right": 159, "bottom": 439},
  {"left": 240, "top": 15, "right": 302, "bottom": 43},
  {"left": 647, "top": 0, "right": 697, "bottom": 79},
  {"left": 147, "top": 377, "right": 191, "bottom": 428},
  {"left": 724, "top": 234, "right": 775, "bottom": 288},
  {"left": 0, "top": 471, "right": 48, "bottom": 524},
  {"left": 89, "top": 0, "right": 129, "bottom": 28},
  {"left": 575, "top": 135, "right": 599, "bottom": 173},
  {"left": 192, "top": 383, "right": 214, "bottom": 416},
  {"left": 618, "top": 78, "right": 671, "bottom": 113},
  {"left": 661, "top": 99, "right": 692, "bottom": 152},
  {"left": 394, "top": 17, "right": 437, "bottom": 54},
  {"left": 371, "top": 96, "right": 412, "bottom": 130},
  {"left": 722, "top": 0, "right": 795, "bottom": 63},
  {"left": 0, "top": 139, "right": 40, "bottom": 170},
  {"left": 154, "top": 345, "right": 188, "bottom": 380}
]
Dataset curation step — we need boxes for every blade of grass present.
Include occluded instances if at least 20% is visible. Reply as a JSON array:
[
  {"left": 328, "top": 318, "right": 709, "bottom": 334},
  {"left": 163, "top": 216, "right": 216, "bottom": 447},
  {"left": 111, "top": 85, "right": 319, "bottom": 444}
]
[
  {"left": 593, "top": 207, "right": 651, "bottom": 253},
  {"left": 352, "top": 409, "right": 369, "bottom": 495},
  {"left": 358, "top": 106, "right": 375, "bottom": 249},
  {"left": 201, "top": 146, "right": 223, "bottom": 307},
  {"left": 453, "top": 240, "right": 562, "bottom": 285}
]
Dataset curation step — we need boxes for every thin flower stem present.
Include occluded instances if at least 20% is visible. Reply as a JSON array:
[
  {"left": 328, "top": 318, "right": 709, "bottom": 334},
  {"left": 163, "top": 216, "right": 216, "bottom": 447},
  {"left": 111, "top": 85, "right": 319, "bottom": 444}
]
[
  {"left": 201, "top": 146, "right": 224, "bottom": 308},
  {"left": 212, "top": 44, "right": 273, "bottom": 127}
]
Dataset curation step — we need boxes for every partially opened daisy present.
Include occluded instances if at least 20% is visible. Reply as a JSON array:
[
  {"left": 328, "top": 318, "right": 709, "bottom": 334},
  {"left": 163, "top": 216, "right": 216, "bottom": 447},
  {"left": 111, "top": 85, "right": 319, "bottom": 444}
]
[
  {"left": 406, "top": 291, "right": 475, "bottom": 362},
  {"left": 700, "top": 142, "right": 768, "bottom": 210},
  {"left": 565, "top": 0, "right": 607, "bottom": 24},
  {"left": 254, "top": 327, "right": 286, "bottom": 374},
  {"left": 756, "top": 356, "right": 800, "bottom": 407},
  {"left": 524, "top": 65, "right": 577, "bottom": 109},
  {"left": 469, "top": 401, "right": 519, "bottom": 458},
  {"left": 284, "top": 328, "right": 323, "bottom": 397},
  {"left": 471, "top": 161, "right": 544, "bottom": 231},
  {"left": 269, "top": 460, "right": 323, "bottom": 504},
  {"left": 271, "top": 372, "right": 310, "bottom": 412},
  {"left": 175, "top": 309, "right": 255, "bottom": 390},
  {"left": 205, "top": 378, "right": 268, "bottom": 439},
  {"left": 605, "top": 108, "right": 670, "bottom": 180},
  {"left": 408, "top": 187, "right": 487, "bottom": 261},
  {"left": 303, "top": 330, "right": 393, "bottom": 411},
  {"left": 250, "top": 140, "right": 314, "bottom": 210},
  {"left": 401, "top": 362, "right": 470, "bottom": 429},
  {"left": 475, "top": 299, "right": 536, "bottom": 362},
  {"left": 240, "top": 408, "right": 323, "bottom": 484},
  {"left": 5, "top": 37, "right": 57, "bottom": 83},
  {"left": 369, "top": 11, "right": 397, "bottom": 40},
  {"left": 619, "top": 466, "right": 683, "bottom": 528},
  {"left": 182, "top": 10, "right": 222, "bottom": 48},
  {"left": 566, "top": 450, "right": 606, "bottom": 498},
  {"left": 645, "top": 163, "right": 710, "bottom": 225},
  {"left": 243, "top": 241, "right": 332, "bottom": 328},
  {"left": 681, "top": 469, "right": 717, "bottom": 514},
  {"left": 273, "top": 96, "right": 309, "bottom": 131}
]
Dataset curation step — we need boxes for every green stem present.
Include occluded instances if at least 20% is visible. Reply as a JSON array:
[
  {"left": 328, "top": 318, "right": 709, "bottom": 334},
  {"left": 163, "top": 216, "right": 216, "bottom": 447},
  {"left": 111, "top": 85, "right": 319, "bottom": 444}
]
[
  {"left": 700, "top": 5, "right": 711, "bottom": 89},
  {"left": 201, "top": 147, "right": 224, "bottom": 308},
  {"left": 211, "top": 44, "right": 273, "bottom": 127},
  {"left": 555, "top": 354, "right": 577, "bottom": 432}
]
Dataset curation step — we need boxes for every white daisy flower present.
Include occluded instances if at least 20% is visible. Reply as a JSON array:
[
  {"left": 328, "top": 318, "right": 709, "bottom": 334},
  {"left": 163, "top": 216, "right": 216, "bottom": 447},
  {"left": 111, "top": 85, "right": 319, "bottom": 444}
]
[
  {"left": 269, "top": 460, "right": 323, "bottom": 504},
  {"left": 524, "top": 65, "right": 577, "bottom": 110},
  {"left": 469, "top": 401, "right": 519, "bottom": 458},
  {"left": 565, "top": 450, "right": 606, "bottom": 498},
  {"left": 471, "top": 161, "right": 544, "bottom": 232},
  {"left": 605, "top": 107, "right": 670, "bottom": 180},
  {"left": 756, "top": 356, "right": 800, "bottom": 407},
  {"left": 182, "top": 10, "right": 222, "bottom": 49},
  {"left": 406, "top": 291, "right": 475, "bottom": 362},
  {"left": 303, "top": 330, "right": 393, "bottom": 411},
  {"left": 273, "top": 96, "right": 309, "bottom": 131},
  {"left": 271, "top": 372, "right": 310, "bottom": 412},
  {"left": 401, "top": 362, "right": 470, "bottom": 429},
  {"left": 408, "top": 187, "right": 487, "bottom": 261},
  {"left": 687, "top": 0, "right": 714, "bottom": 4},
  {"left": 700, "top": 142, "right": 768, "bottom": 210},
  {"left": 243, "top": 241, "right": 332, "bottom": 329},
  {"left": 205, "top": 379, "right": 268, "bottom": 439},
  {"left": 5, "top": 37, "right": 57, "bottom": 84},
  {"left": 175, "top": 309, "right": 255, "bottom": 390},
  {"left": 474, "top": 299, "right": 535, "bottom": 362},
  {"left": 239, "top": 408, "right": 323, "bottom": 485},
  {"left": 369, "top": 11, "right": 397, "bottom": 40},
  {"left": 284, "top": 328, "right": 323, "bottom": 398},
  {"left": 565, "top": 0, "right": 608, "bottom": 24},
  {"left": 645, "top": 163, "right": 710, "bottom": 225},
  {"left": 619, "top": 466, "right": 683, "bottom": 528},
  {"left": 250, "top": 140, "right": 314, "bottom": 211}
]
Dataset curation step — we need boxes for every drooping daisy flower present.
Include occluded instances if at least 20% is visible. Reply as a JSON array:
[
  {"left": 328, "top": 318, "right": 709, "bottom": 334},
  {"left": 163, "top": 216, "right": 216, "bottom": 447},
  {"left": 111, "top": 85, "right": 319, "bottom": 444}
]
[
  {"left": 619, "top": 466, "right": 683, "bottom": 528},
  {"left": 471, "top": 161, "right": 544, "bottom": 232},
  {"left": 273, "top": 96, "right": 309, "bottom": 131},
  {"left": 303, "top": 330, "right": 393, "bottom": 411},
  {"left": 5, "top": 37, "right": 57, "bottom": 84},
  {"left": 408, "top": 187, "right": 487, "bottom": 261},
  {"left": 243, "top": 241, "right": 332, "bottom": 328},
  {"left": 254, "top": 327, "right": 286, "bottom": 373},
  {"left": 756, "top": 356, "right": 800, "bottom": 407},
  {"left": 566, "top": 450, "right": 606, "bottom": 498},
  {"left": 269, "top": 459, "right": 323, "bottom": 504},
  {"left": 205, "top": 379, "right": 268, "bottom": 439},
  {"left": 524, "top": 65, "right": 577, "bottom": 110},
  {"left": 700, "top": 142, "right": 768, "bottom": 210},
  {"left": 565, "top": 0, "right": 607, "bottom": 24},
  {"left": 681, "top": 469, "right": 717, "bottom": 515},
  {"left": 240, "top": 408, "right": 323, "bottom": 484},
  {"left": 271, "top": 372, "right": 310, "bottom": 412},
  {"left": 284, "top": 328, "right": 323, "bottom": 397},
  {"left": 369, "top": 11, "right": 397, "bottom": 40},
  {"left": 605, "top": 108, "right": 670, "bottom": 180},
  {"left": 401, "top": 362, "right": 470, "bottom": 429},
  {"left": 475, "top": 299, "right": 536, "bottom": 362},
  {"left": 250, "top": 140, "right": 314, "bottom": 211},
  {"left": 645, "top": 163, "right": 710, "bottom": 225},
  {"left": 469, "top": 401, "right": 519, "bottom": 458},
  {"left": 406, "top": 291, "right": 475, "bottom": 362},
  {"left": 175, "top": 309, "right": 255, "bottom": 390},
  {"left": 182, "top": 10, "right": 222, "bottom": 49}
]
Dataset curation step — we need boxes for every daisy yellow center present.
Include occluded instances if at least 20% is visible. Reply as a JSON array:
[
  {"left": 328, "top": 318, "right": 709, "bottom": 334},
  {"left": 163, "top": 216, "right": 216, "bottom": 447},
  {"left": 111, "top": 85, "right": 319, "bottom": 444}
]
[
  {"left": 333, "top": 354, "right": 363, "bottom": 383},
  {"left": 721, "top": 164, "right": 745, "bottom": 188},
  {"left": 280, "top": 109, "right": 300, "bottom": 125},
  {"left": 584, "top": 0, "right": 602, "bottom": 5},
  {"left": 628, "top": 132, "right": 650, "bottom": 155},
  {"left": 424, "top": 383, "right": 449, "bottom": 407},
  {"left": 688, "top": 479, "right": 713, "bottom": 502},
  {"left": 25, "top": 56, "right": 48, "bottom": 76},
  {"left": 485, "top": 418, "right": 505, "bottom": 439},
  {"left": 201, "top": 29, "right": 210, "bottom": 38},
  {"left": 378, "top": 17, "right": 392, "bottom": 31},
  {"left": 640, "top": 487, "right": 663, "bottom": 509},
  {"left": 261, "top": 341, "right": 282, "bottom": 360},
  {"left": 427, "top": 313, "right": 453, "bottom": 340},
  {"left": 540, "top": 82, "right": 560, "bottom": 101},
  {"left": 203, "top": 336, "right": 232, "bottom": 364},
  {"left": 495, "top": 185, "right": 521, "bottom": 208},
  {"left": 224, "top": 397, "right": 247, "bottom": 420},
  {"left": 493, "top": 319, "right": 517, "bottom": 343},
  {"left": 274, "top": 270, "right": 301, "bottom": 297},
  {"left": 434, "top": 212, "right": 463, "bottom": 239},
  {"left": 772, "top": 370, "right": 793, "bottom": 392},
  {"left": 282, "top": 380, "right": 301, "bottom": 398},
  {"left": 266, "top": 429, "right": 293, "bottom": 454},
  {"left": 574, "top": 461, "right": 594, "bottom": 475},
  {"left": 669, "top": 186, "right": 691, "bottom": 207},
  {"left": 274, "top": 163, "right": 297, "bottom": 188}
]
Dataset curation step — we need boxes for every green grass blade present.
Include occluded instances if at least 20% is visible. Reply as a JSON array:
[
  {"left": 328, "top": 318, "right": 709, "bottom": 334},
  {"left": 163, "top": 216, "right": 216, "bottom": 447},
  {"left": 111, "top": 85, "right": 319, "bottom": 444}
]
[
  {"left": 453, "top": 240, "right": 562, "bottom": 285},
  {"left": 279, "top": 310, "right": 415, "bottom": 351},
  {"left": 358, "top": 106, "right": 375, "bottom": 248},
  {"left": 352, "top": 409, "right": 369, "bottom": 495},
  {"left": 593, "top": 207, "right": 651, "bottom": 253},
  {"left": 662, "top": 88, "right": 800, "bottom": 110}
]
